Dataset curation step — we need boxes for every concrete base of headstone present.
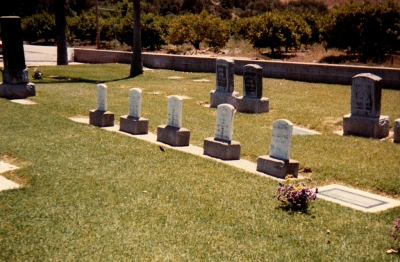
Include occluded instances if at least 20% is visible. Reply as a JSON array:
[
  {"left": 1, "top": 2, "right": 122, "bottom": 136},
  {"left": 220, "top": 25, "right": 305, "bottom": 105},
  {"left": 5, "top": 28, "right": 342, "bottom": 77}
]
[
  {"left": 119, "top": 115, "right": 149, "bottom": 135},
  {"left": 256, "top": 155, "right": 299, "bottom": 179},
  {"left": 0, "top": 82, "right": 36, "bottom": 99},
  {"left": 234, "top": 96, "right": 269, "bottom": 113},
  {"left": 343, "top": 114, "right": 390, "bottom": 139},
  {"left": 394, "top": 118, "right": 400, "bottom": 143},
  {"left": 203, "top": 137, "right": 241, "bottom": 160},
  {"left": 157, "top": 125, "right": 190, "bottom": 146},
  {"left": 89, "top": 109, "right": 114, "bottom": 127},
  {"left": 209, "top": 90, "right": 239, "bottom": 108}
]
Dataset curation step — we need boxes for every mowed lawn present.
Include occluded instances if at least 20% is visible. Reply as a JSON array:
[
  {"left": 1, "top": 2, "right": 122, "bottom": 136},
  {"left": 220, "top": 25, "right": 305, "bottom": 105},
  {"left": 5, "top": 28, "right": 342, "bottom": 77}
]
[{"left": 0, "top": 64, "right": 399, "bottom": 261}]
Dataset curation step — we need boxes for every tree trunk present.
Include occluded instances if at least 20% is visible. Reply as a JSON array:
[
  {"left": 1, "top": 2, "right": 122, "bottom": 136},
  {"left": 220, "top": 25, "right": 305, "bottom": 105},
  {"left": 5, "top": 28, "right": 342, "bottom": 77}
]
[
  {"left": 55, "top": 0, "right": 68, "bottom": 65},
  {"left": 130, "top": 0, "right": 143, "bottom": 77}
]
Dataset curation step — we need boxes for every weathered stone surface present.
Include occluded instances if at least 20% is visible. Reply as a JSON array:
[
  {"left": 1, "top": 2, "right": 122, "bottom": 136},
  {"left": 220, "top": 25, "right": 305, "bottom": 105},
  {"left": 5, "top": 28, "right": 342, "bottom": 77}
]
[
  {"left": 243, "top": 64, "right": 263, "bottom": 99},
  {"left": 157, "top": 125, "right": 190, "bottom": 146},
  {"left": 0, "top": 83, "right": 35, "bottom": 99},
  {"left": 216, "top": 58, "right": 235, "bottom": 92},
  {"left": 167, "top": 96, "right": 183, "bottom": 128},
  {"left": 214, "top": 104, "right": 235, "bottom": 142},
  {"left": 203, "top": 137, "right": 241, "bottom": 160},
  {"left": 97, "top": 84, "right": 108, "bottom": 111},
  {"left": 270, "top": 119, "right": 293, "bottom": 160},
  {"left": 234, "top": 96, "right": 269, "bottom": 113},
  {"left": 2, "top": 69, "right": 29, "bottom": 84},
  {"left": 209, "top": 90, "right": 239, "bottom": 108},
  {"left": 393, "top": 118, "right": 400, "bottom": 143},
  {"left": 128, "top": 88, "right": 142, "bottom": 118},
  {"left": 343, "top": 114, "right": 389, "bottom": 139},
  {"left": 351, "top": 73, "right": 382, "bottom": 117},
  {"left": 119, "top": 115, "right": 148, "bottom": 135},
  {"left": 256, "top": 155, "right": 299, "bottom": 179},
  {"left": 89, "top": 109, "right": 114, "bottom": 127},
  {"left": 0, "top": 16, "right": 26, "bottom": 71}
]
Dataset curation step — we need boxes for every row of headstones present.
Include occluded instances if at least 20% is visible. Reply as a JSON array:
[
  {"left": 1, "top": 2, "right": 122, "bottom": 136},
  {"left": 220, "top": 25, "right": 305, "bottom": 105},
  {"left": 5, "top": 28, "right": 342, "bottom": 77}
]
[
  {"left": 210, "top": 59, "right": 269, "bottom": 113},
  {"left": 343, "top": 73, "right": 400, "bottom": 141},
  {"left": 89, "top": 84, "right": 298, "bottom": 179},
  {"left": 212, "top": 58, "right": 399, "bottom": 141}
]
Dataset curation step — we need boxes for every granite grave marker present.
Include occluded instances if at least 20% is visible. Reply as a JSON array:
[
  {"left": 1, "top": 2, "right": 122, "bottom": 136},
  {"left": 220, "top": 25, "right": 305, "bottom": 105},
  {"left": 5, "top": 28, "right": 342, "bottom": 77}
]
[
  {"left": 120, "top": 88, "right": 149, "bottom": 135},
  {"left": 210, "top": 58, "right": 238, "bottom": 108},
  {"left": 89, "top": 84, "right": 114, "bottom": 127}
]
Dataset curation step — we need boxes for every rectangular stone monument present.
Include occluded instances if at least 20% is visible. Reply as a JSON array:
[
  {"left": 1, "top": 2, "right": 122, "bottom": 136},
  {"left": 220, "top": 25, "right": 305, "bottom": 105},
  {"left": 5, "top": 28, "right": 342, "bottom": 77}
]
[
  {"left": 343, "top": 73, "right": 389, "bottom": 138},
  {"left": 394, "top": 118, "right": 400, "bottom": 143},
  {"left": 120, "top": 88, "right": 149, "bottom": 135},
  {"left": 257, "top": 119, "right": 299, "bottom": 178},
  {"left": 0, "top": 16, "right": 35, "bottom": 99},
  {"left": 203, "top": 104, "right": 241, "bottom": 160},
  {"left": 89, "top": 84, "right": 114, "bottom": 127},
  {"left": 157, "top": 96, "right": 190, "bottom": 146},
  {"left": 235, "top": 64, "right": 269, "bottom": 113},
  {"left": 210, "top": 58, "right": 239, "bottom": 108}
]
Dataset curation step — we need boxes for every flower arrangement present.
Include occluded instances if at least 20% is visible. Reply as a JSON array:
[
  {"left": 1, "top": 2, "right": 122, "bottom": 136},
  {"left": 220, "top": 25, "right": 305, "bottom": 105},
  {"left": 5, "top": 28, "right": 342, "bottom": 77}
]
[
  {"left": 390, "top": 219, "right": 400, "bottom": 246},
  {"left": 277, "top": 175, "right": 318, "bottom": 210}
]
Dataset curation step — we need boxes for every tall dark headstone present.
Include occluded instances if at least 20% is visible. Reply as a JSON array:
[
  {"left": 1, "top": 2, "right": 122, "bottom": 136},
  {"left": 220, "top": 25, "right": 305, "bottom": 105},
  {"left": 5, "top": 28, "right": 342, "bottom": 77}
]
[
  {"left": 235, "top": 64, "right": 269, "bottom": 113},
  {"left": 343, "top": 73, "right": 389, "bottom": 138},
  {"left": 0, "top": 16, "right": 35, "bottom": 99},
  {"left": 209, "top": 58, "right": 238, "bottom": 108}
]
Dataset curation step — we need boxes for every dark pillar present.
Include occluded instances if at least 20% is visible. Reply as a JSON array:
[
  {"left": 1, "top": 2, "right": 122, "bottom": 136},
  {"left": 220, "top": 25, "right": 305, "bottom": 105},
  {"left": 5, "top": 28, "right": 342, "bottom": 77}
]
[{"left": 0, "top": 16, "right": 35, "bottom": 99}]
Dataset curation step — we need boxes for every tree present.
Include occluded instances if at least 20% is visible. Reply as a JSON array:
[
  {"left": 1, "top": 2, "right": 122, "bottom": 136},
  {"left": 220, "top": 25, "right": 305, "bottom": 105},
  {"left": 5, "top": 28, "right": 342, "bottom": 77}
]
[
  {"left": 130, "top": 0, "right": 143, "bottom": 77},
  {"left": 55, "top": 0, "right": 68, "bottom": 65},
  {"left": 167, "top": 10, "right": 230, "bottom": 50}
]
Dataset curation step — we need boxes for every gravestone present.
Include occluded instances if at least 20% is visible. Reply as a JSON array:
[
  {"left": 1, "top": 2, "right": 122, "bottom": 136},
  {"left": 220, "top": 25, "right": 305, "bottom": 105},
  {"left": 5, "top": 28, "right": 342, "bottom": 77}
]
[
  {"left": 89, "top": 84, "right": 114, "bottom": 127},
  {"left": 343, "top": 73, "right": 389, "bottom": 138},
  {"left": 235, "top": 64, "right": 269, "bottom": 113},
  {"left": 394, "top": 118, "right": 400, "bottom": 143},
  {"left": 209, "top": 58, "right": 239, "bottom": 108},
  {"left": 203, "top": 104, "right": 241, "bottom": 160},
  {"left": 257, "top": 119, "right": 299, "bottom": 178},
  {"left": 120, "top": 88, "right": 149, "bottom": 135},
  {"left": 157, "top": 96, "right": 190, "bottom": 146},
  {"left": 0, "top": 16, "right": 35, "bottom": 99}
]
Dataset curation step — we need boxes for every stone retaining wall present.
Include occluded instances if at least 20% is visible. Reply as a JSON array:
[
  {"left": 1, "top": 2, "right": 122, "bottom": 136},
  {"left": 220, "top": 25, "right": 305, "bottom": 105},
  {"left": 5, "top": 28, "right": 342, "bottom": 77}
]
[{"left": 74, "top": 48, "right": 400, "bottom": 89}]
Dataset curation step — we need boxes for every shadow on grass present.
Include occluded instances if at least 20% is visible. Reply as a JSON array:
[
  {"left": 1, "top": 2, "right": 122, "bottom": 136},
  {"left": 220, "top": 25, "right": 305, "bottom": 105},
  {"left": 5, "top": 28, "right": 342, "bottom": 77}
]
[
  {"left": 275, "top": 204, "right": 316, "bottom": 217},
  {"left": 34, "top": 75, "right": 133, "bottom": 85}
]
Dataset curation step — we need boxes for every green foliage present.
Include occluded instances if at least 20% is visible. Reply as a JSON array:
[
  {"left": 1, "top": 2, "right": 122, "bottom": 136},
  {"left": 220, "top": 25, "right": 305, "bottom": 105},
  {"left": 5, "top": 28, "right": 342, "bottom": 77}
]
[
  {"left": 68, "top": 11, "right": 99, "bottom": 45},
  {"left": 118, "top": 13, "right": 168, "bottom": 50},
  {"left": 167, "top": 11, "right": 230, "bottom": 50},
  {"left": 22, "top": 12, "right": 55, "bottom": 44},
  {"left": 323, "top": 0, "right": 400, "bottom": 61},
  {"left": 242, "top": 12, "right": 311, "bottom": 54}
]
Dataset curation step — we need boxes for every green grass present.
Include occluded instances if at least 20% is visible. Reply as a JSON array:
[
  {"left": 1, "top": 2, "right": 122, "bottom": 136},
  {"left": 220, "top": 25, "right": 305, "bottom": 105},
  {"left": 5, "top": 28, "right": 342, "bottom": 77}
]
[{"left": 0, "top": 64, "right": 399, "bottom": 261}]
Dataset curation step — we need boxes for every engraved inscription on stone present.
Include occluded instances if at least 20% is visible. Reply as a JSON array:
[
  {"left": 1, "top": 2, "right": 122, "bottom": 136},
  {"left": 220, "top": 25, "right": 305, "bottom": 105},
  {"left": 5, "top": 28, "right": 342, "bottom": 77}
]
[
  {"left": 243, "top": 64, "right": 263, "bottom": 98},
  {"left": 216, "top": 58, "right": 234, "bottom": 92},
  {"left": 270, "top": 119, "right": 293, "bottom": 160},
  {"left": 214, "top": 104, "right": 235, "bottom": 142},
  {"left": 351, "top": 73, "right": 382, "bottom": 117},
  {"left": 97, "top": 84, "right": 107, "bottom": 111},
  {"left": 319, "top": 188, "right": 387, "bottom": 208},
  {"left": 167, "top": 96, "right": 183, "bottom": 128},
  {"left": 128, "top": 88, "right": 142, "bottom": 118}
]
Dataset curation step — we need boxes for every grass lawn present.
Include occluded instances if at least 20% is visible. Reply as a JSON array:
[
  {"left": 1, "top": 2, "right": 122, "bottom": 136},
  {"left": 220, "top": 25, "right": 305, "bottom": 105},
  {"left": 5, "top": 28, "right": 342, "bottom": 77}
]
[{"left": 0, "top": 64, "right": 399, "bottom": 261}]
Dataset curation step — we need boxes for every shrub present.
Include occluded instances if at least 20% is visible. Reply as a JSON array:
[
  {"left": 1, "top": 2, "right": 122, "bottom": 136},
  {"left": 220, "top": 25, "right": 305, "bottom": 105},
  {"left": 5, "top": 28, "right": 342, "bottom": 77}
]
[
  {"left": 167, "top": 10, "right": 230, "bottom": 50},
  {"left": 22, "top": 12, "right": 55, "bottom": 44}
]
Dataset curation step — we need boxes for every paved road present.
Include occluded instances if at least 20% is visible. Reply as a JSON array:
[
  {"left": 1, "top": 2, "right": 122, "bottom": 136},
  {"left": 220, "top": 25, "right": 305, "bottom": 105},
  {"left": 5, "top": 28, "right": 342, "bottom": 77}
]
[{"left": 1, "top": 45, "right": 75, "bottom": 66}]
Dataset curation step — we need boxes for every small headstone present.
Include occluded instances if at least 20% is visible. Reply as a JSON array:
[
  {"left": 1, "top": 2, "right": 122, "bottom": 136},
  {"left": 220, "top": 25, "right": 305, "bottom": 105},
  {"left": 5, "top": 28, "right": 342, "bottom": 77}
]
[
  {"left": 89, "top": 84, "right": 114, "bottom": 127},
  {"left": 167, "top": 96, "right": 183, "bottom": 128},
  {"left": 394, "top": 118, "right": 400, "bottom": 143},
  {"left": 120, "top": 88, "right": 148, "bottom": 135},
  {"left": 243, "top": 64, "right": 263, "bottom": 98},
  {"left": 343, "top": 73, "right": 389, "bottom": 138},
  {"left": 214, "top": 103, "right": 235, "bottom": 142},
  {"left": 210, "top": 58, "right": 239, "bottom": 108},
  {"left": 270, "top": 120, "right": 293, "bottom": 160},
  {"left": 157, "top": 95, "right": 190, "bottom": 146},
  {"left": 235, "top": 64, "right": 269, "bottom": 113},
  {"left": 97, "top": 84, "right": 107, "bottom": 111},
  {"left": 129, "top": 88, "right": 142, "bottom": 118},
  {"left": 0, "top": 16, "right": 35, "bottom": 99},
  {"left": 203, "top": 104, "right": 241, "bottom": 160},
  {"left": 257, "top": 119, "right": 299, "bottom": 179}
]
